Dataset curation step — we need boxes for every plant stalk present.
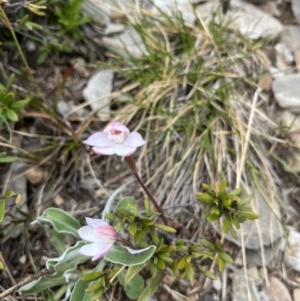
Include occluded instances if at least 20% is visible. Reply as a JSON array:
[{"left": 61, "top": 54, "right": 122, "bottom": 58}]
[{"left": 125, "top": 156, "right": 168, "bottom": 225}]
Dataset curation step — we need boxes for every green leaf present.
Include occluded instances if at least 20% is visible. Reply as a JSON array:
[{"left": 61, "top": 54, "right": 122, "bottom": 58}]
[
  {"left": 158, "top": 253, "right": 173, "bottom": 263},
  {"left": 219, "top": 179, "right": 227, "bottom": 194},
  {"left": 128, "top": 221, "right": 137, "bottom": 235},
  {"left": 116, "top": 197, "right": 138, "bottom": 217},
  {"left": 232, "top": 217, "right": 240, "bottom": 229},
  {"left": 4, "top": 190, "right": 14, "bottom": 198},
  {"left": 207, "top": 213, "right": 221, "bottom": 222},
  {"left": 238, "top": 195, "right": 252, "bottom": 206},
  {"left": 125, "top": 273, "right": 144, "bottom": 299},
  {"left": 0, "top": 156, "right": 18, "bottom": 163},
  {"left": 0, "top": 260, "right": 3, "bottom": 270},
  {"left": 105, "top": 245, "right": 156, "bottom": 266},
  {"left": 197, "top": 192, "right": 215, "bottom": 205},
  {"left": 46, "top": 241, "right": 90, "bottom": 272},
  {"left": 6, "top": 108, "right": 18, "bottom": 122},
  {"left": 34, "top": 207, "right": 81, "bottom": 237},
  {"left": 70, "top": 280, "right": 92, "bottom": 301},
  {"left": 154, "top": 223, "right": 176, "bottom": 233},
  {"left": 185, "top": 262, "right": 195, "bottom": 282},
  {"left": 178, "top": 255, "right": 187, "bottom": 269},
  {"left": 218, "top": 257, "right": 225, "bottom": 272},
  {"left": 144, "top": 199, "right": 151, "bottom": 216},
  {"left": 91, "top": 287, "right": 104, "bottom": 301},
  {"left": 227, "top": 188, "right": 242, "bottom": 197},
  {"left": 222, "top": 216, "right": 231, "bottom": 233},
  {"left": 3, "top": 93, "right": 15, "bottom": 105},
  {"left": 37, "top": 51, "right": 49, "bottom": 65},
  {"left": 119, "top": 269, "right": 145, "bottom": 299},
  {"left": 239, "top": 209, "right": 259, "bottom": 220},
  {"left": 200, "top": 239, "right": 215, "bottom": 250},
  {"left": 124, "top": 264, "right": 145, "bottom": 285},
  {"left": 6, "top": 74, "right": 15, "bottom": 89},
  {"left": 85, "top": 281, "right": 103, "bottom": 293},
  {"left": 200, "top": 267, "right": 216, "bottom": 280},
  {"left": 82, "top": 271, "right": 104, "bottom": 282},
  {"left": 0, "top": 199, "right": 5, "bottom": 222},
  {"left": 71, "top": 261, "right": 105, "bottom": 301},
  {"left": 49, "top": 229, "right": 65, "bottom": 254},
  {"left": 137, "top": 270, "right": 162, "bottom": 301},
  {"left": 10, "top": 99, "right": 31, "bottom": 110},
  {"left": 217, "top": 251, "right": 233, "bottom": 264},
  {"left": 19, "top": 271, "right": 66, "bottom": 293}
]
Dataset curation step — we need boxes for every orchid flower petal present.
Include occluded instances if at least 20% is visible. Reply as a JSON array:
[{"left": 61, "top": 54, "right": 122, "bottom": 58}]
[
  {"left": 79, "top": 241, "right": 114, "bottom": 259},
  {"left": 114, "top": 144, "right": 136, "bottom": 157},
  {"left": 83, "top": 132, "right": 115, "bottom": 147},
  {"left": 85, "top": 217, "right": 108, "bottom": 228},
  {"left": 92, "top": 145, "right": 116, "bottom": 155},
  {"left": 123, "top": 132, "right": 146, "bottom": 148}
]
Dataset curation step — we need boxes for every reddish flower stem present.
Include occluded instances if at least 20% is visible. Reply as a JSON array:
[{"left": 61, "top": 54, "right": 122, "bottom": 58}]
[{"left": 125, "top": 156, "right": 168, "bottom": 225}]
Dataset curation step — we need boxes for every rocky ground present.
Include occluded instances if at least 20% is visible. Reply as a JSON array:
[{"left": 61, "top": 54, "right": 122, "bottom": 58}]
[{"left": 1, "top": 0, "right": 300, "bottom": 300}]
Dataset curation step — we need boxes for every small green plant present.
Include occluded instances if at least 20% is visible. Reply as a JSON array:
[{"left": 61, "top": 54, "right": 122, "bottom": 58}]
[
  {"left": 53, "top": 0, "right": 91, "bottom": 39},
  {"left": 0, "top": 74, "right": 32, "bottom": 123},
  {"left": 197, "top": 179, "right": 259, "bottom": 238}
]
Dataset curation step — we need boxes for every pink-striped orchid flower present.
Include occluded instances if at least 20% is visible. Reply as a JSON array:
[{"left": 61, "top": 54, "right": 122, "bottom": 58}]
[
  {"left": 78, "top": 217, "right": 116, "bottom": 261},
  {"left": 83, "top": 121, "right": 146, "bottom": 157}
]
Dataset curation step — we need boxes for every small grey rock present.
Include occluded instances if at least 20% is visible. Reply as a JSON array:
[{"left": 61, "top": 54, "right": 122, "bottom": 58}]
[
  {"left": 232, "top": 269, "right": 261, "bottom": 301},
  {"left": 83, "top": 70, "right": 114, "bottom": 120},
  {"left": 280, "top": 26, "right": 300, "bottom": 53},
  {"left": 272, "top": 74, "right": 300, "bottom": 113},
  {"left": 102, "top": 28, "right": 148, "bottom": 58},
  {"left": 291, "top": 0, "right": 300, "bottom": 24},
  {"left": 284, "top": 227, "right": 300, "bottom": 272}
]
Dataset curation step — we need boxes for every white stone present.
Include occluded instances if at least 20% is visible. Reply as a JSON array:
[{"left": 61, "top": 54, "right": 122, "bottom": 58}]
[
  {"left": 284, "top": 227, "right": 300, "bottom": 272},
  {"left": 259, "top": 1, "right": 281, "bottom": 17},
  {"left": 294, "top": 288, "right": 300, "bottom": 301},
  {"left": 291, "top": 0, "right": 300, "bottom": 24},
  {"left": 212, "top": 277, "right": 222, "bottom": 291},
  {"left": 275, "top": 43, "right": 294, "bottom": 68},
  {"left": 102, "top": 28, "right": 148, "bottom": 58},
  {"left": 264, "top": 277, "right": 292, "bottom": 301},
  {"left": 230, "top": 0, "right": 283, "bottom": 39},
  {"left": 280, "top": 26, "right": 300, "bottom": 53},
  {"left": 152, "top": 0, "right": 196, "bottom": 25},
  {"left": 82, "top": 0, "right": 135, "bottom": 26},
  {"left": 197, "top": 0, "right": 283, "bottom": 39},
  {"left": 83, "top": 70, "right": 114, "bottom": 120},
  {"left": 272, "top": 74, "right": 300, "bottom": 113},
  {"left": 232, "top": 269, "right": 261, "bottom": 301}
]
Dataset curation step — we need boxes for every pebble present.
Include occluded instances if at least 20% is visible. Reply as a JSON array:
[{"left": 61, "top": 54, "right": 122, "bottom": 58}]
[
  {"left": 291, "top": 0, "right": 300, "bottom": 24},
  {"left": 102, "top": 28, "right": 148, "bottom": 58},
  {"left": 54, "top": 194, "right": 64, "bottom": 206},
  {"left": 83, "top": 69, "right": 114, "bottom": 120},
  {"left": 264, "top": 277, "right": 292, "bottom": 301},
  {"left": 280, "top": 26, "right": 300, "bottom": 53},
  {"left": 272, "top": 74, "right": 300, "bottom": 113},
  {"left": 26, "top": 167, "right": 45, "bottom": 185},
  {"left": 294, "top": 289, "right": 300, "bottom": 301},
  {"left": 284, "top": 227, "right": 300, "bottom": 272}
]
